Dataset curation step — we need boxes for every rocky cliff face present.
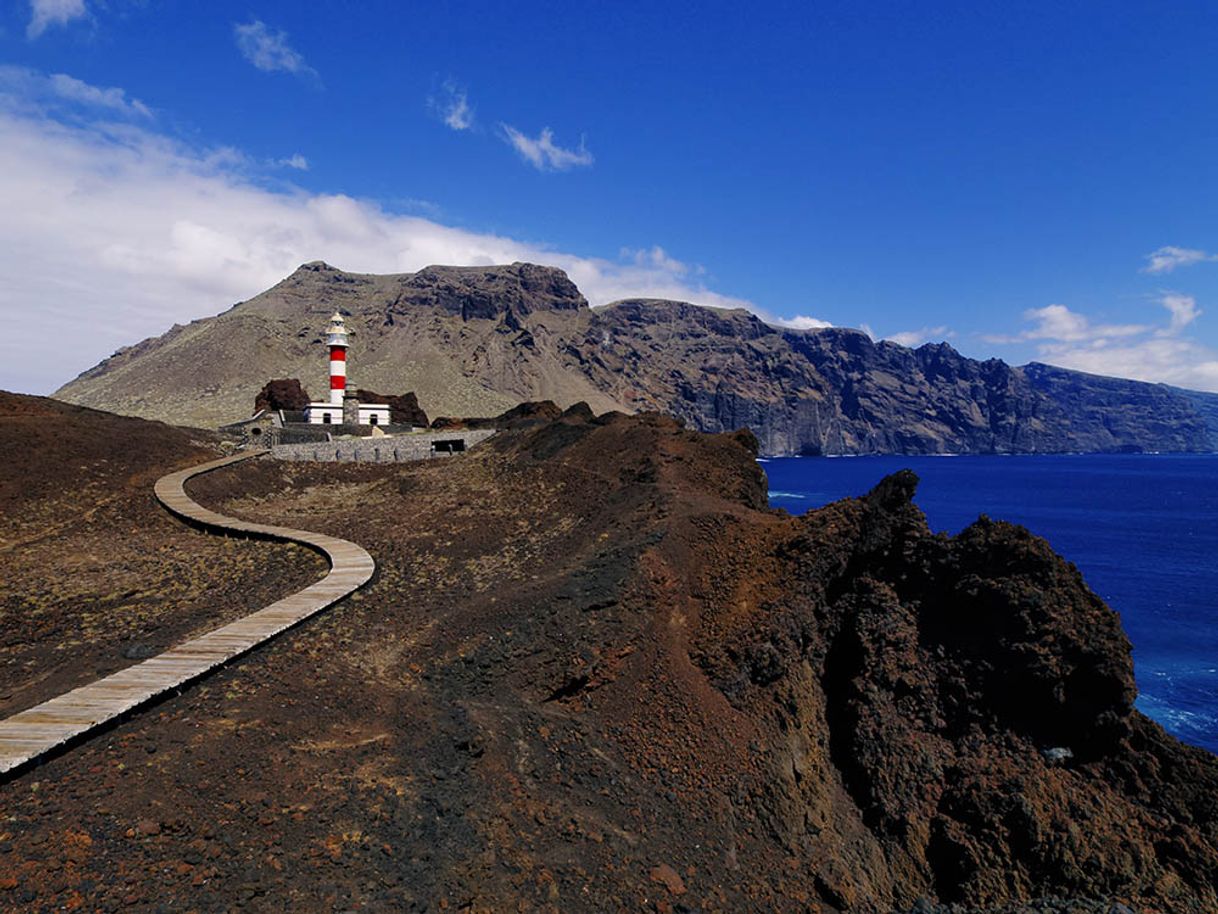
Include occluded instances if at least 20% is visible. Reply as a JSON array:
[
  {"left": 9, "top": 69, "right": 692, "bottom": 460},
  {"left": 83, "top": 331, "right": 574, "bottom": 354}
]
[{"left": 55, "top": 262, "right": 1218, "bottom": 455}]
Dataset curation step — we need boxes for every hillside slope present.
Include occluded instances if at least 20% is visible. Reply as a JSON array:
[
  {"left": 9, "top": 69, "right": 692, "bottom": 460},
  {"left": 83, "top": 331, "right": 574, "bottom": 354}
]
[
  {"left": 0, "top": 392, "right": 322, "bottom": 717},
  {"left": 55, "top": 261, "right": 1218, "bottom": 455}
]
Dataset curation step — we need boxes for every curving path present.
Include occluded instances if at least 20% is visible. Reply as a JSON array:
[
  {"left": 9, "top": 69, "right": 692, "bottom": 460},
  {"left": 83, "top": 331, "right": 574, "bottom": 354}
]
[{"left": 0, "top": 449, "right": 376, "bottom": 778}]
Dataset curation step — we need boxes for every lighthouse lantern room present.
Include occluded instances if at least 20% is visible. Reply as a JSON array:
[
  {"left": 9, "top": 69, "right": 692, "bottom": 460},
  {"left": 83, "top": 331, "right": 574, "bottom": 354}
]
[{"left": 303, "top": 312, "right": 391, "bottom": 427}]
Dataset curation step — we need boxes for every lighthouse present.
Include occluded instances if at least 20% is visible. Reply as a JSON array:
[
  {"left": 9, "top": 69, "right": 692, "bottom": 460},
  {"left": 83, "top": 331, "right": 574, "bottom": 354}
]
[
  {"left": 303, "top": 313, "right": 391, "bottom": 427},
  {"left": 326, "top": 311, "right": 348, "bottom": 406}
]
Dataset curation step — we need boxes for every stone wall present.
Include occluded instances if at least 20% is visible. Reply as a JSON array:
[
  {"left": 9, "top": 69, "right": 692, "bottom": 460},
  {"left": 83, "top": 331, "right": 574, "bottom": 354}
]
[{"left": 268, "top": 429, "right": 497, "bottom": 463}]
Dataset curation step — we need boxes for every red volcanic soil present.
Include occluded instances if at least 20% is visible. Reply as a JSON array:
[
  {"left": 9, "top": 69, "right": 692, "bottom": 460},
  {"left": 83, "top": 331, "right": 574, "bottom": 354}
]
[{"left": 1, "top": 396, "right": 1216, "bottom": 912}]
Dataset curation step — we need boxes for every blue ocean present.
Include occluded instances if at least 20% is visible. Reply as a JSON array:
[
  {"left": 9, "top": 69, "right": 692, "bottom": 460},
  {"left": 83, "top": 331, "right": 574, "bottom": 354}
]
[{"left": 763, "top": 455, "right": 1218, "bottom": 755}]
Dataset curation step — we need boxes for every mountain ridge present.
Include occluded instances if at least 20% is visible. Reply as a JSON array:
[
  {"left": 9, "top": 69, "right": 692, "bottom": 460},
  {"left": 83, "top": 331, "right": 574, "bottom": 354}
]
[{"left": 55, "top": 261, "right": 1218, "bottom": 455}]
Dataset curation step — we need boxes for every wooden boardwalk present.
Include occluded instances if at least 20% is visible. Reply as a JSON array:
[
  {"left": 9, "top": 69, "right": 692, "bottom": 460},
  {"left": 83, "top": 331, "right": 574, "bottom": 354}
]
[{"left": 0, "top": 450, "right": 376, "bottom": 778}]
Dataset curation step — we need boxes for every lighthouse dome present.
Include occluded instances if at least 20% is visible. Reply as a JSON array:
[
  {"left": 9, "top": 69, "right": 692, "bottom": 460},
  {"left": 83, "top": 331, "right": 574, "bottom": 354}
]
[{"left": 325, "top": 312, "right": 350, "bottom": 347}]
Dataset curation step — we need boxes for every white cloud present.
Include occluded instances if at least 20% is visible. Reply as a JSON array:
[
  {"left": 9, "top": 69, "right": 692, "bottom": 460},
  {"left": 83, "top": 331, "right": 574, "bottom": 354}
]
[
  {"left": 1032, "top": 337, "right": 1218, "bottom": 391},
  {"left": 275, "top": 153, "right": 309, "bottom": 171},
  {"left": 48, "top": 73, "right": 151, "bottom": 118},
  {"left": 1142, "top": 246, "right": 1218, "bottom": 275},
  {"left": 621, "top": 246, "right": 697, "bottom": 276},
  {"left": 771, "top": 314, "right": 833, "bottom": 330},
  {"left": 0, "top": 80, "right": 753, "bottom": 395},
  {"left": 0, "top": 66, "right": 153, "bottom": 121},
  {"left": 1022, "top": 303, "right": 1092, "bottom": 341},
  {"left": 500, "top": 124, "right": 593, "bottom": 171},
  {"left": 1160, "top": 292, "right": 1200, "bottom": 333},
  {"left": 27, "top": 0, "right": 87, "bottom": 38},
  {"left": 983, "top": 303, "right": 1147, "bottom": 345},
  {"left": 233, "top": 20, "right": 315, "bottom": 78},
  {"left": 985, "top": 295, "right": 1218, "bottom": 392},
  {"left": 431, "top": 81, "right": 473, "bottom": 131},
  {"left": 884, "top": 325, "right": 951, "bottom": 347}
]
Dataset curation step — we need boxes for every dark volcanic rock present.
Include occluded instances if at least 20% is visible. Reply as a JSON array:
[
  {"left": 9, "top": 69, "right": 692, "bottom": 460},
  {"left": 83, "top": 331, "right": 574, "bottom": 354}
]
[
  {"left": 495, "top": 399, "right": 564, "bottom": 427},
  {"left": 392, "top": 262, "right": 587, "bottom": 321},
  {"left": 253, "top": 378, "right": 310, "bottom": 413},
  {"left": 431, "top": 400, "right": 564, "bottom": 431},
  {"left": 350, "top": 388, "right": 429, "bottom": 427},
  {"left": 688, "top": 459, "right": 1218, "bottom": 910}
]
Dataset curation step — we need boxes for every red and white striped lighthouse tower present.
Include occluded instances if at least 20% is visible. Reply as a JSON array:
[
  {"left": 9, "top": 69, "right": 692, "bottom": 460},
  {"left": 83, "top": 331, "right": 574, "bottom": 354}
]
[
  {"left": 325, "top": 311, "right": 349, "bottom": 406},
  {"left": 303, "top": 311, "right": 389, "bottom": 426}
]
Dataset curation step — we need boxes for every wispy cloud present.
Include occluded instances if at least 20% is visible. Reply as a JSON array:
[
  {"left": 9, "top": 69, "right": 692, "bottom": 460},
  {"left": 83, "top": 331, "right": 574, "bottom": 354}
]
[
  {"left": 1027, "top": 336, "right": 1218, "bottom": 391},
  {"left": 855, "top": 322, "right": 952, "bottom": 346},
  {"left": 27, "top": 0, "right": 87, "bottom": 38},
  {"left": 0, "top": 73, "right": 752, "bottom": 395},
  {"left": 884, "top": 325, "right": 952, "bottom": 347},
  {"left": 233, "top": 20, "right": 316, "bottom": 79},
  {"left": 984, "top": 295, "right": 1218, "bottom": 391},
  {"left": 1160, "top": 292, "right": 1201, "bottom": 334},
  {"left": 430, "top": 80, "right": 473, "bottom": 131},
  {"left": 500, "top": 124, "right": 593, "bottom": 171},
  {"left": 274, "top": 153, "right": 309, "bottom": 171},
  {"left": 1142, "top": 246, "right": 1218, "bottom": 275},
  {"left": 48, "top": 72, "right": 151, "bottom": 118},
  {"left": 983, "top": 303, "right": 1146, "bottom": 345},
  {"left": 621, "top": 246, "right": 699, "bottom": 276},
  {"left": 0, "top": 66, "right": 152, "bottom": 120},
  {"left": 771, "top": 314, "right": 833, "bottom": 330}
]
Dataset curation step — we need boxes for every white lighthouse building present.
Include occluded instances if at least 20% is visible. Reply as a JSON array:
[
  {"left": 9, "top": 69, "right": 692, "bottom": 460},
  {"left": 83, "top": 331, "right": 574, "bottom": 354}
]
[{"left": 303, "top": 313, "right": 391, "bottom": 427}]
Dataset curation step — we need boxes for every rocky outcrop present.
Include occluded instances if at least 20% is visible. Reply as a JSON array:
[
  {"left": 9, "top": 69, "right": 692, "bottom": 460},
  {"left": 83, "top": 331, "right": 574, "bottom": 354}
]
[
  {"left": 389, "top": 262, "right": 588, "bottom": 321},
  {"left": 253, "top": 378, "right": 311, "bottom": 413},
  {"left": 350, "top": 389, "right": 429, "bottom": 427},
  {"left": 690, "top": 469, "right": 1174, "bottom": 906},
  {"left": 54, "top": 262, "right": 1218, "bottom": 454},
  {"left": 477, "top": 408, "right": 1218, "bottom": 910},
  {"left": 499, "top": 408, "right": 1218, "bottom": 910},
  {"left": 431, "top": 399, "right": 565, "bottom": 431}
]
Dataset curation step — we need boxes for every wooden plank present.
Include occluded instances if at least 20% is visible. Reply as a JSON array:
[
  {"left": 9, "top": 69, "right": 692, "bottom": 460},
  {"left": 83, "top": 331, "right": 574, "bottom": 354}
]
[{"left": 0, "top": 449, "right": 375, "bottom": 778}]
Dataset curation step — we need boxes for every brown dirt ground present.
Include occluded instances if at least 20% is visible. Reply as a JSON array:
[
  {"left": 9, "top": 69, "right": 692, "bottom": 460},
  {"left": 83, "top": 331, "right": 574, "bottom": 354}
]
[
  {"left": 1, "top": 396, "right": 1216, "bottom": 913},
  {"left": 0, "top": 394, "right": 324, "bottom": 716}
]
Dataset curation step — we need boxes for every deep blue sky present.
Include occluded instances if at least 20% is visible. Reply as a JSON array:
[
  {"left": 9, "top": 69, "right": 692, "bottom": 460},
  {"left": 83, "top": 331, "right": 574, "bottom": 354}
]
[{"left": 2, "top": 0, "right": 1217, "bottom": 392}]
